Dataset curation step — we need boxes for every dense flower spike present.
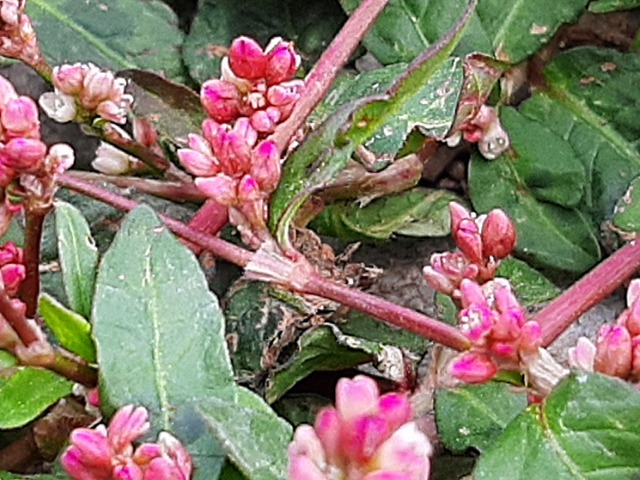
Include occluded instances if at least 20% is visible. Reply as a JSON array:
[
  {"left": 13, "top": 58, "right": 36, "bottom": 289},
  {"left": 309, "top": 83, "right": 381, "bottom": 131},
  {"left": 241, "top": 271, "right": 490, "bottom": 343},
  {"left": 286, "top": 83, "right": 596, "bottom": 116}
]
[
  {"left": 61, "top": 405, "right": 192, "bottom": 480},
  {"left": 178, "top": 36, "right": 303, "bottom": 247},
  {"left": 39, "top": 63, "right": 133, "bottom": 124},
  {"left": 288, "top": 375, "right": 432, "bottom": 480},
  {"left": 423, "top": 202, "right": 516, "bottom": 301}
]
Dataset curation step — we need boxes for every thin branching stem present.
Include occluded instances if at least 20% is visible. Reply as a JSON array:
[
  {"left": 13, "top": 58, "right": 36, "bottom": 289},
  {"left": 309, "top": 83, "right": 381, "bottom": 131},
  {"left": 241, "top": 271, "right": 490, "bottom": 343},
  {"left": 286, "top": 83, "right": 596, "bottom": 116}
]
[{"left": 19, "top": 203, "right": 51, "bottom": 318}]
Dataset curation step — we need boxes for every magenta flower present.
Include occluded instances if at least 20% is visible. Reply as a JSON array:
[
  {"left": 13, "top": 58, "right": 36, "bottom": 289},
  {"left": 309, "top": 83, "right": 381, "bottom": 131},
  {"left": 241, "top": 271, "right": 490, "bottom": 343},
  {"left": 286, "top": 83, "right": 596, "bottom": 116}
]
[
  {"left": 288, "top": 375, "right": 432, "bottom": 480},
  {"left": 61, "top": 405, "right": 192, "bottom": 480}
]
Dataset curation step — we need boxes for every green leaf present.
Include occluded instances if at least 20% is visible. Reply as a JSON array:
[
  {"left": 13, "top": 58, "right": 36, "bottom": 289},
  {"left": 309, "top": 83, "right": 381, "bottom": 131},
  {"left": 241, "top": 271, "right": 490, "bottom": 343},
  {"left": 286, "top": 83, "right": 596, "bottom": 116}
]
[
  {"left": 0, "top": 351, "right": 16, "bottom": 369},
  {"left": 475, "top": 372, "right": 640, "bottom": 479},
  {"left": 266, "top": 324, "right": 382, "bottom": 403},
  {"left": 436, "top": 382, "right": 527, "bottom": 453},
  {"left": 589, "top": 0, "right": 640, "bottom": 13},
  {"left": 496, "top": 258, "right": 560, "bottom": 306},
  {"left": 198, "top": 387, "right": 293, "bottom": 480},
  {"left": 469, "top": 153, "right": 601, "bottom": 274},
  {"left": 312, "top": 188, "right": 461, "bottom": 241},
  {"left": 340, "top": 0, "right": 588, "bottom": 65},
  {"left": 0, "top": 368, "right": 73, "bottom": 429},
  {"left": 54, "top": 201, "right": 98, "bottom": 318},
  {"left": 27, "top": 0, "right": 185, "bottom": 80},
  {"left": 612, "top": 176, "right": 640, "bottom": 234},
  {"left": 39, "top": 294, "right": 96, "bottom": 363},
  {"left": 92, "top": 206, "right": 234, "bottom": 480},
  {"left": 273, "top": 393, "right": 332, "bottom": 426},
  {"left": 0, "top": 474, "right": 68, "bottom": 480},
  {"left": 184, "top": 0, "right": 345, "bottom": 83}
]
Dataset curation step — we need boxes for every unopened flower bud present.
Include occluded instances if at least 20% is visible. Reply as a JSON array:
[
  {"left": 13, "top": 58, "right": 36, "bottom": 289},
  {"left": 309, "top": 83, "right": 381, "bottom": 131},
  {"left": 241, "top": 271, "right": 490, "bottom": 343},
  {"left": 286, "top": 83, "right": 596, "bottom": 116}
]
[
  {"left": 229, "top": 36, "right": 267, "bottom": 80},
  {"left": 449, "top": 202, "right": 472, "bottom": 235},
  {"left": 595, "top": 325, "right": 632, "bottom": 379},
  {"left": 201, "top": 79, "right": 241, "bottom": 123},
  {"left": 82, "top": 69, "right": 115, "bottom": 107},
  {"left": 133, "top": 118, "right": 158, "bottom": 148},
  {"left": 177, "top": 148, "right": 218, "bottom": 177},
  {"left": 250, "top": 107, "right": 281, "bottom": 133},
  {"left": 96, "top": 99, "right": 131, "bottom": 124},
  {"left": 454, "top": 218, "right": 483, "bottom": 264},
  {"left": 481, "top": 209, "right": 516, "bottom": 259},
  {"left": 92, "top": 142, "right": 133, "bottom": 175},
  {"left": 3, "top": 137, "right": 46, "bottom": 172},
  {"left": 568, "top": 336, "right": 596, "bottom": 372},
  {"left": 2, "top": 96, "right": 39, "bottom": 138},
  {"left": 265, "top": 39, "right": 300, "bottom": 85},
  {"left": 422, "top": 266, "right": 456, "bottom": 295},
  {"left": 195, "top": 174, "right": 237, "bottom": 206},
  {"left": 519, "top": 320, "right": 542, "bottom": 353},
  {"left": 46, "top": 143, "right": 75, "bottom": 174},
  {"left": 450, "top": 351, "right": 498, "bottom": 383},
  {"left": 1, "top": 263, "right": 25, "bottom": 296},
  {"left": 113, "top": 460, "right": 144, "bottom": 480},
  {"left": 52, "top": 63, "right": 87, "bottom": 95},
  {"left": 67, "top": 427, "right": 111, "bottom": 469},
  {"left": 108, "top": 405, "right": 150, "bottom": 452},
  {"left": 0, "top": 75, "right": 17, "bottom": 108},
  {"left": 250, "top": 141, "right": 280, "bottom": 192}
]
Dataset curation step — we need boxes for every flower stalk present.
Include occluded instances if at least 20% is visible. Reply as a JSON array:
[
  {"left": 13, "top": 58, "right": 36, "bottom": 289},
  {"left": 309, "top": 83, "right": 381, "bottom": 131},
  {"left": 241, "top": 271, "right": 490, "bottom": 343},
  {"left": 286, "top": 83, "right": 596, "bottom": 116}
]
[{"left": 19, "top": 201, "right": 51, "bottom": 317}]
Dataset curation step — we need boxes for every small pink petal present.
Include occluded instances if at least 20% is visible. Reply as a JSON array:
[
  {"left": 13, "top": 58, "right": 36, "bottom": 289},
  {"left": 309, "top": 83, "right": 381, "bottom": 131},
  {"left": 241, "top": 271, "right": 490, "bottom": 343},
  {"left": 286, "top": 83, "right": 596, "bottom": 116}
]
[
  {"left": 108, "top": 405, "right": 150, "bottom": 452},
  {"left": 228, "top": 36, "right": 267, "bottom": 79},
  {"left": 336, "top": 375, "right": 380, "bottom": 421},
  {"left": 450, "top": 352, "right": 497, "bottom": 384},
  {"left": 314, "top": 407, "right": 341, "bottom": 465},
  {"left": 195, "top": 174, "right": 237, "bottom": 206}
]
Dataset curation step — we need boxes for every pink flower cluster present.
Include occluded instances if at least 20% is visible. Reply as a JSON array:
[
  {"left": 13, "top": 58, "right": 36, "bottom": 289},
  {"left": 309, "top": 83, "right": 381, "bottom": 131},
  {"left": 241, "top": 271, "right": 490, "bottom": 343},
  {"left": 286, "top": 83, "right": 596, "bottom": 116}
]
[
  {"left": 569, "top": 279, "right": 640, "bottom": 381},
  {"left": 0, "top": 74, "right": 74, "bottom": 235},
  {"left": 0, "top": 241, "right": 24, "bottom": 296},
  {"left": 449, "top": 279, "right": 542, "bottom": 384},
  {"left": 179, "top": 36, "right": 303, "bottom": 247},
  {"left": 288, "top": 375, "right": 432, "bottom": 480},
  {"left": 423, "top": 202, "right": 516, "bottom": 301},
  {"left": 61, "top": 405, "right": 192, "bottom": 480},
  {"left": 39, "top": 63, "right": 134, "bottom": 124},
  {"left": 0, "top": 0, "right": 43, "bottom": 69}
]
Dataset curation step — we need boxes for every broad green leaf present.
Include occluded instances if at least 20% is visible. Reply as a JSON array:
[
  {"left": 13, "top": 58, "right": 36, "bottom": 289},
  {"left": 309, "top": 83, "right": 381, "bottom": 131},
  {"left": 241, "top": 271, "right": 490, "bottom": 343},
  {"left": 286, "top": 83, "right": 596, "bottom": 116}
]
[
  {"left": 92, "top": 206, "right": 234, "bottom": 480},
  {"left": 312, "top": 187, "right": 461, "bottom": 241},
  {"left": 589, "top": 0, "right": 640, "bottom": 12},
  {"left": 184, "top": 0, "right": 345, "bottom": 83},
  {"left": 0, "top": 351, "right": 16, "bottom": 369},
  {"left": 0, "top": 368, "right": 73, "bottom": 429},
  {"left": 27, "top": 0, "right": 185, "bottom": 80},
  {"left": 612, "top": 176, "right": 640, "bottom": 234},
  {"left": 198, "top": 387, "right": 292, "bottom": 480},
  {"left": 266, "top": 324, "right": 382, "bottom": 403},
  {"left": 39, "top": 294, "right": 96, "bottom": 363},
  {"left": 54, "top": 201, "right": 98, "bottom": 318},
  {"left": 496, "top": 258, "right": 559, "bottom": 306},
  {"left": 475, "top": 372, "right": 640, "bottom": 479},
  {"left": 435, "top": 382, "right": 527, "bottom": 453},
  {"left": 469, "top": 153, "right": 601, "bottom": 274},
  {"left": 340, "top": 0, "right": 588, "bottom": 65}
]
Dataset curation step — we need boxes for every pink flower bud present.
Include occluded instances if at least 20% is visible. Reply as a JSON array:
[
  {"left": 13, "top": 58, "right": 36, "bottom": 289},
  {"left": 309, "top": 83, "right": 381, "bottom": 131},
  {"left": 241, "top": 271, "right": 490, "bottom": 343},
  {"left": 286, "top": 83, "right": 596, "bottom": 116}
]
[
  {"left": 288, "top": 425, "right": 329, "bottom": 480},
  {"left": 0, "top": 241, "right": 22, "bottom": 265},
  {"left": 200, "top": 79, "right": 241, "bottom": 123},
  {"left": 133, "top": 118, "right": 158, "bottom": 148},
  {"left": 157, "top": 432, "right": 192, "bottom": 480},
  {"left": 453, "top": 218, "right": 483, "bottom": 264},
  {"left": 250, "top": 140, "right": 280, "bottom": 192},
  {"left": 195, "top": 174, "right": 237, "bottom": 206},
  {"left": 113, "top": 460, "right": 144, "bottom": 480},
  {"left": 481, "top": 209, "right": 516, "bottom": 259},
  {"left": 459, "top": 279, "right": 488, "bottom": 308},
  {"left": 250, "top": 108, "right": 280, "bottom": 133},
  {"left": 46, "top": 143, "right": 75, "bottom": 174},
  {"left": 2, "top": 96, "right": 39, "bottom": 138},
  {"left": 229, "top": 36, "right": 267, "bottom": 80},
  {"left": 422, "top": 266, "right": 456, "bottom": 295},
  {"left": 519, "top": 320, "right": 542, "bottom": 353},
  {"left": 3, "top": 137, "right": 46, "bottom": 172},
  {"left": 60, "top": 446, "right": 111, "bottom": 480},
  {"left": 344, "top": 415, "right": 389, "bottom": 463},
  {"left": 53, "top": 63, "right": 87, "bottom": 95},
  {"left": 265, "top": 39, "right": 300, "bottom": 84},
  {"left": 236, "top": 175, "right": 262, "bottom": 204},
  {"left": 232, "top": 117, "right": 258, "bottom": 147},
  {"left": 1, "top": 263, "right": 25, "bottom": 296},
  {"left": 449, "top": 202, "right": 471, "bottom": 235},
  {"left": 568, "top": 336, "right": 596, "bottom": 372},
  {"left": 177, "top": 148, "right": 218, "bottom": 177},
  {"left": 336, "top": 375, "right": 380, "bottom": 421},
  {"left": 378, "top": 393, "right": 412, "bottom": 432},
  {"left": 595, "top": 325, "right": 632, "bottom": 379},
  {"left": 108, "top": 405, "right": 150, "bottom": 452},
  {"left": 450, "top": 351, "right": 498, "bottom": 384},
  {"left": 82, "top": 68, "right": 115, "bottom": 106},
  {"left": 459, "top": 304, "right": 493, "bottom": 343},
  {"left": 370, "top": 422, "right": 432, "bottom": 480},
  {"left": 66, "top": 426, "right": 112, "bottom": 469},
  {"left": 96, "top": 99, "right": 129, "bottom": 124},
  {"left": 0, "top": 74, "right": 17, "bottom": 107}
]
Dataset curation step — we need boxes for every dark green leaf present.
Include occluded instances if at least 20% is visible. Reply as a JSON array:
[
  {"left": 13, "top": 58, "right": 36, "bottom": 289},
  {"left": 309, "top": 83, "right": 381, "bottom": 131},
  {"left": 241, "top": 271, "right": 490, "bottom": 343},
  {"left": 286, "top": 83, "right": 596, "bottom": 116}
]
[
  {"left": 54, "top": 201, "right": 98, "bottom": 318},
  {"left": 589, "top": 0, "right": 640, "bottom": 13},
  {"left": 340, "top": 0, "right": 588, "bottom": 65},
  {"left": 184, "top": 0, "right": 345, "bottom": 83},
  {"left": 612, "top": 176, "right": 640, "bottom": 234},
  {"left": 27, "top": 0, "right": 185, "bottom": 80},
  {"left": 273, "top": 393, "right": 332, "bottom": 426},
  {"left": 0, "top": 368, "right": 73, "bottom": 429},
  {"left": 475, "top": 372, "right": 640, "bottom": 479},
  {"left": 436, "top": 382, "right": 527, "bottom": 453},
  {"left": 469, "top": 153, "right": 601, "bottom": 274},
  {"left": 39, "top": 294, "right": 96, "bottom": 363},
  {"left": 218, "top": 462, "right": 249, "bottom": 480},
  {"left": 266, "top": 324, "right": 381, "bottom": 403},
  {"left": 198, "top": 387, "right": 292, "bottom": 480},
  {"left": 312, "top": 188, "right": 461, "bottom": 241},
  {"left": 496, "top": 258, "right": 560, "bottom": 306},
  {"left": 92, "top": 206, "right": 234, "bottom": 480}
]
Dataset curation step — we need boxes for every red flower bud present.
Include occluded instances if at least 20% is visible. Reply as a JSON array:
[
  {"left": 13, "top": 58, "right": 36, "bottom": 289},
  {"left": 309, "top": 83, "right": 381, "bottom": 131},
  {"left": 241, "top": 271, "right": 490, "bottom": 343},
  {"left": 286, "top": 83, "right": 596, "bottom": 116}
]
[
  {"left": 3, "top": 137, "right": 46, "bottom": 172},
  {"left": 481, "top": 208, "right": 516, "bottom": 259},
  {"left": 250, "top": 140, "right": 280, "bottom": 192},
  {"left": 200, "top": 79, "right": 241, "bottom": 123},
  {"left": 595, "top": 325, "right": 632, "bottom": 379},
  {"left": 450, "top": 351, "right": 497, "bottom": 384},
  {"left": 265, "top": 39, "right": 300, "bottom": 84},
  {"left": 2, "top": 96, "right": 40, "bottom": 138},
  {"left": 228, "top": 36, "right": 267, "bottom": 80}
]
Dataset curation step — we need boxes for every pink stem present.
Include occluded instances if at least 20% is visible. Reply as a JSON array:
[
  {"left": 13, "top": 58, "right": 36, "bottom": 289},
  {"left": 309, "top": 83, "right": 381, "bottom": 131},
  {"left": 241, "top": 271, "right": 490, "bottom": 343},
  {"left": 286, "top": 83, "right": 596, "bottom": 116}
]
[
  {"left": 269, "top": 0, "right": 391, "bottom": 153},
  {"left": 535, "top": 239, "right": 640, "bottom": 346},
  {"left": 185, "top": 200, "right": 229, "bottom": 255}
]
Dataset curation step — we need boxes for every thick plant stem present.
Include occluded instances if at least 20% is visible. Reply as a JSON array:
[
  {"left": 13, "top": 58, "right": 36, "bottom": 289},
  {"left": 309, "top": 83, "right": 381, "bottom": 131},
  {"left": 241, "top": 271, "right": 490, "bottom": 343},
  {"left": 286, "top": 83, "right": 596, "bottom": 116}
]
[
  {"left": 304, "top": 272, "right": 470, "bottom": 350},
  {"left": 51, "top": 350, "right": 97, "bottom": 386},
  {"left": 59, "top": 174, "right": 471, "bottom": 350},
  {"left": 535, "top": 239, "right": 640, "bottom": 346},
  {"left": 20, "top": 203, "right": 51, "bottom": 318},
  {"left": 269, "top": 0, "right": 391, "bottom": 153}
]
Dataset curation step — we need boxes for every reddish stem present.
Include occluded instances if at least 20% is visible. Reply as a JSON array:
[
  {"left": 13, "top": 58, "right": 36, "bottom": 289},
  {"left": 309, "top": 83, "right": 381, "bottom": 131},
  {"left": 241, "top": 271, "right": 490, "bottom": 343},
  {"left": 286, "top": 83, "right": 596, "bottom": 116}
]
[
  {"left": 0, "top": 285, "right": 38, "bottom": 345},
  {"left": 535, "top": 239, "right": 640, "bottom": 346},
  {"left": 186, "top": 200, "right": 229, "bottom": 255},
  {"left": 19, "top": 203, "right": 51, "bottom": 318},
  {"left": 304, "top": 272, "right": 470, "bottom": 350},
  {"left": 51, "top": 350, "right": 97, "bottom": 386},
  {"left": 269, "top": 0, "right": 391, "bottom": 153}
]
